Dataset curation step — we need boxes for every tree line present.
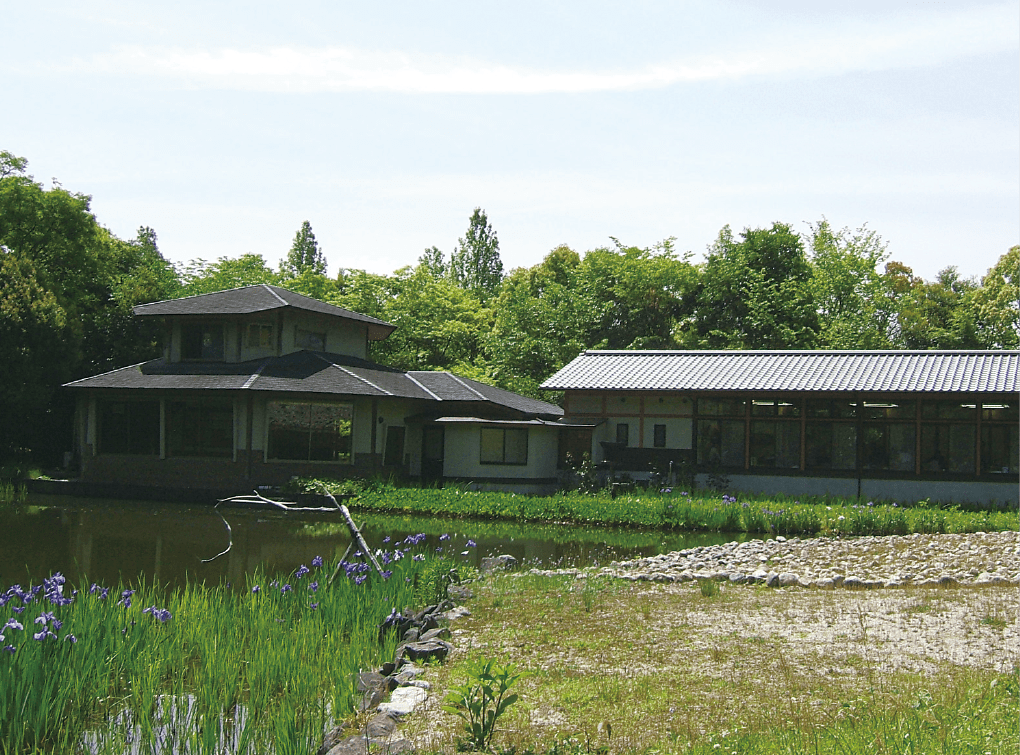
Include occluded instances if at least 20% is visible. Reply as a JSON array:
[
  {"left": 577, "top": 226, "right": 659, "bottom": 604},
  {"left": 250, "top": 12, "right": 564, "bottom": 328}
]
[{"left": 2, "top": 149, "right": 1017, "bottom": 463}]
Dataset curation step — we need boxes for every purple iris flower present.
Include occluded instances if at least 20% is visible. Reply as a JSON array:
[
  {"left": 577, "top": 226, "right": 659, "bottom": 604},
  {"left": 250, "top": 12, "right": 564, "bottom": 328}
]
[
  {"left": 251, "top": 585, "right": 261, "bottom": 594},
  {"left": 381, "top": 570, "right": 392, "bottom": 579},
  {"left": 281, "top": 584, "right": 292, "bottom": 593},
  {"left": 3, "top": 619, "right": 23, "bottom": 632},
  {"left": 439, "top": 534, "right": 450, "bottom": 542},
  {"left": 295, "top": 565, "right": 310, "bottom": 579},
  {"left": 466, "top": 540, "right": 477, "bottom": 548},
  {"left": 311, "top": 556, "right": 323, "bottom": 568},
  {"left": 309, "top": 581, "right": 318, "bottom": 593},
  {"left": 118, "top": 590, "right": 135, "bottom": 608},
  {"left": 353, "top": 575, "right": 367, "bottom": 586},
  {"left": 64, "top": 634, "right": 77, "bottom": 644}
]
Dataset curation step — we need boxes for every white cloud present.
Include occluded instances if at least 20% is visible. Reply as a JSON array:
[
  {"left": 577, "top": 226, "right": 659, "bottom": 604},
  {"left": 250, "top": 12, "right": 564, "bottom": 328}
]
[{"left": 70, "top": 4, "right": 1017, "bottom": 94}]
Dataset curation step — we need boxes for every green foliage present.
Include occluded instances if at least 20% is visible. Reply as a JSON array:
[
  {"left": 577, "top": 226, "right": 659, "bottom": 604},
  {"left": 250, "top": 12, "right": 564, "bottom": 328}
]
[
  {"left": 808, "top": 218, "right": 894, "bottom": 348},
  {"left": 0, "top": 550, "right": 444, "bottom": 752},
  {"left": 688, "top": 222, "right": 819, "bottom": 348},
  {"left": 177, "top": 253, "right": 279, "bottom": 296},
  {"left": 972, "top": 245, "right": 1020, "bottom": 348},
  {"left": 449, "top": 208, "right": 504, "bottom": 301},
  {"left": 281, "top": 220, "right": 326, "bottom": 278},
  {"left": 442, "top": 658, "right": 527, "bottom": 751},
  {"left": 343, "top": 486, "right": 1017, "bottom": 537}
]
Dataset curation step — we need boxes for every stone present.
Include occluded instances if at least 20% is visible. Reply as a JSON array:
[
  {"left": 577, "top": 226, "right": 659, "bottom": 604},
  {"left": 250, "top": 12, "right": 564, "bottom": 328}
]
[
  {"left": 766, "top": 572, "right": 780, "bottom": 588},
  {"left": 441, "top": 606, "right": 471, "bottom": 621},
  {"left": 447, "top": 584, "right": 474, "bottom": 601},
  {"left": 378, "top": 687, "right": 428, "bottom": 717},
  {"left": 399, "top": 639, "right": 453, "bottom": 663},
  {"left": 419, "top": 627, "right": 451, "bottom": 642},
  {"left": 778, "top": 573, "right": 800, "bottom": 587},
  {"left": 842, "top": 577, "right": 866, "bottom": 589},
  {"left": 480, "top": 555, "right": 519, "bottom": 574}
]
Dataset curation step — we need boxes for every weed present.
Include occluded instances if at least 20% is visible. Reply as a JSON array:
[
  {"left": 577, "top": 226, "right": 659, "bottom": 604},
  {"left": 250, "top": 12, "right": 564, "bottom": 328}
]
[
  {"left": 699, "top": 578, "right": 719, "bottom": 598},
  {"left": 442, "top": 658, "right": 527, "bottom": 752}
]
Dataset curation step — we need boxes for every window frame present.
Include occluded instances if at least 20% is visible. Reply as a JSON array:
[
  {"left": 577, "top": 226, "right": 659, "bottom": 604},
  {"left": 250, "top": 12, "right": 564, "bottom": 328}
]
[
  {"left": 266, "top": 400, "right": 354, "bottom": 464},
  {"left": 180, "top": 322, "right": 226, "bottom": 361},
  {"left": 479, "top": 427, "right": 529, "bottom": 466}
]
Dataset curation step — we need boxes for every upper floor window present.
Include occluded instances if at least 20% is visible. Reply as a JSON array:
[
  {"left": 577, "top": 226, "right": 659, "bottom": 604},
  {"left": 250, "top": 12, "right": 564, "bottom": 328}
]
[
  {"left": 181, "top": 323, "right": 224, "bottom": 360},
  {"left": 296, "top": 327, "right": 326, "bottom": 351},
  {"left": 246, "top": 323, "right": 274, "bottom": 349}
]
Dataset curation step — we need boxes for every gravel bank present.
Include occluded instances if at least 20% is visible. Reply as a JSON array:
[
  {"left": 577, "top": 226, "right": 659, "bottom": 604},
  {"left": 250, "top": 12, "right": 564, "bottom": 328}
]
[{"left": 532, "top": 531, "right": 1020, "bottom": 589}]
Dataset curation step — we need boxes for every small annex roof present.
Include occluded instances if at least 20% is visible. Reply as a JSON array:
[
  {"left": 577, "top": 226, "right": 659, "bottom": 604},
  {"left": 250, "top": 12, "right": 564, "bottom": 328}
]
[
  {"left": 430, "top": 416, "right": 591, "bottom": 428},
  {"left": 541, "top": 350, "right": 1020, "bottom": 394},
  {"left": 64, "top": 352, "right": 565, "bottom": 417},
  {"left": 132, "top": 284, "right": 396, "bottom": 341},
  {"left": 409, "top": 371, "right": 564, "bottom": 418}
]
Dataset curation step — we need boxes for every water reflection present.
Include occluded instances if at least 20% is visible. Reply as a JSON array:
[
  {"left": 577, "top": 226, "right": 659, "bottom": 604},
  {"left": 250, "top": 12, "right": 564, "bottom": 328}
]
[{"left": 2, "top": 495, "right": 745, "bottom": 589}]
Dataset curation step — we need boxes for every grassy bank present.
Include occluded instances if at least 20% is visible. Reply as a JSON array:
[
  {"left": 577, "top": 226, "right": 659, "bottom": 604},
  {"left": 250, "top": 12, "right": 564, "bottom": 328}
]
[
  {"left": 291, "top": 480, "right": 1018, "bottom": 537},
  {"left": 408, "top": 573, "right": 1018, "bottom": 754},
  {"left": 0, "top": 540, "right": 452, "bottom": 753}
]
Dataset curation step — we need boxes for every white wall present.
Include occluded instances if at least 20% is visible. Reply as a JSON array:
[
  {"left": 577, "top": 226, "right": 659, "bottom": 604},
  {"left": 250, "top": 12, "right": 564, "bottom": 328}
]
[{"left": 442, "top": 425, "right": 559, "bottom": 480}]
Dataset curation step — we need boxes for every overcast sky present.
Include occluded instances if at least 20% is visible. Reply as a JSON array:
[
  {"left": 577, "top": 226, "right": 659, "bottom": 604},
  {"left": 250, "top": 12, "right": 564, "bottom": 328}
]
[{"left": 4, "top": 1, "right": 1017, "bottom": 281}]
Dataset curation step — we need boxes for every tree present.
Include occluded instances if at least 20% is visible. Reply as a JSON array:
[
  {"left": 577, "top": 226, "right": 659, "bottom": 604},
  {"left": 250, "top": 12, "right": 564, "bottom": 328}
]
[
  {"left": 449, "top": 208, "right": 503, "bottom": 300},
  {"left": 178, "top": 254, "right": 279, "bottom": 296},
  {"left": 0, "top": 251, "right": 69, "bottom": 458},
  {"left": 686, "top": 223, "right": 819, "bottom": 349},
  {"left": 971, "top": 246, "right": 1020, "bottom": 349},
  {"left": 417, "top": 246, "right": 447, "bottom": 278},
  {"left": 282, "top": 220, "right": 326, "bottom": 277},
  {"left": 808, "top": 219, "right": 894, "bottom": 348},
  {"left": 889, "top": 265, "right": 984, "bottom": 349}
]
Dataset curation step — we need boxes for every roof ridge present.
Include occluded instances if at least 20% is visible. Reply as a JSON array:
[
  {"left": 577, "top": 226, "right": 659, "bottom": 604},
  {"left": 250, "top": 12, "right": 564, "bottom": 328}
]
[
  {"left": 262, "top": 284, "right": 289, "bottom": 306},
  {"left": 241, "top": 358, "right": 271, "bottom": 389},
  {"left": 583, "top": 349, "right": 1020, "bottom": 356},
  {"left": 445, "top": 372, "right": 489, "bottom": 401},
  {"left": 63, "top": 359, "right": 153, "bottom": 385},
  {"left": 315, "top": 352, "right": 393, "bottom": 396},
  {"left": 404, "top": 372, "right": 442, "bottom": 400}
]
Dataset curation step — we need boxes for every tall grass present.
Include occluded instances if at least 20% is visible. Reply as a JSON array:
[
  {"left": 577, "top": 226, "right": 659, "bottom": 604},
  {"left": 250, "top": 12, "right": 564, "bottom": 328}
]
[
  {"left": 295, "top": 483, "right": 1018, "bottom": 537},
  {"left": 0, "top": 538, "right": 453, "bottom": 753}
]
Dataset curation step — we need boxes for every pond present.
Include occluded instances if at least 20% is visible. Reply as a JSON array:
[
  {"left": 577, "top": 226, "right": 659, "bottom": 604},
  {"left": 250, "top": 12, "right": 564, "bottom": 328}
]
[{"left": 3, "top": 494, "right": 746, "bottom": 589}]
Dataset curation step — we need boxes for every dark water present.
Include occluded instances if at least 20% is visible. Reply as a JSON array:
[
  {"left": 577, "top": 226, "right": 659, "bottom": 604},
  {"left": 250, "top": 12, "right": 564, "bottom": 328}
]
[{"left": 1, "top": 495, "right": 745, "bottom": 590}]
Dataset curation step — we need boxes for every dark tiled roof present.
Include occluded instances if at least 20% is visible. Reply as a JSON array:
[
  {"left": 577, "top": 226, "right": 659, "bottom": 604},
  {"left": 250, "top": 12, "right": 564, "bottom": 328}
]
[
  {"left": 65, "top": 353, "right": 564, "bottom": 417},
  {"left": 410, "top": 372, "right": 563, "bottom": 417},
  {"left": 541, "top": 350, "right": 1020, "bottom": 394},
  {"left": 132, "top": 284, "right": 395, "bottom": 340}
]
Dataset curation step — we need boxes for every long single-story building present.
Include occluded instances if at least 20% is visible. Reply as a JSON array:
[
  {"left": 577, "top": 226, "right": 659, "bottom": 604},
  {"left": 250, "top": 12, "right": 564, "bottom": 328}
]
[
  {"left": 65, "top": 285, "right": 571, "bottom": 496},
  {"left": 541, "top": 350, "right": 1019, "bottom": 505}
]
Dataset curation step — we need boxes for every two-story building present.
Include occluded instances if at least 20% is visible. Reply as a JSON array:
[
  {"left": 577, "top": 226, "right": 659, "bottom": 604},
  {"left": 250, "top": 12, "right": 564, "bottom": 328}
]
[{"left": 65, "top": 285, "right": 569, "bottom": 497}]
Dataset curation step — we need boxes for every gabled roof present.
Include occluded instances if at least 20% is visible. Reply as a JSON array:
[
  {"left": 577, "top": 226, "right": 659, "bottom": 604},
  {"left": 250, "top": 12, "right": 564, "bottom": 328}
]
[
  {"left": 133, "top": 285, "right": 396, "bottom": 341},
  {"left": 64, "top": 352, "right": 564, "bottom": 417},
  {"left": 541, "top": 350, "right": 1020, "bottom": 394}
]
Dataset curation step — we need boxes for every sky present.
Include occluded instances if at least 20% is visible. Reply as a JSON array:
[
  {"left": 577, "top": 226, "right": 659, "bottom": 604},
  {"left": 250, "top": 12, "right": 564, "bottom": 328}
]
[{"left": 3, "top": 1, "right": 1018, "bottom": 281}]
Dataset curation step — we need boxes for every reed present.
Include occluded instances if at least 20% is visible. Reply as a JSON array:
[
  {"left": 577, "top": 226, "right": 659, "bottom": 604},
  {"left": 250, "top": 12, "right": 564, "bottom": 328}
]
[
  {"left": 305, "top": 484, "right": 1019, "bottom": 537},
  {"left": 0, "top": 537, "right": 449, "bottom": 753}
]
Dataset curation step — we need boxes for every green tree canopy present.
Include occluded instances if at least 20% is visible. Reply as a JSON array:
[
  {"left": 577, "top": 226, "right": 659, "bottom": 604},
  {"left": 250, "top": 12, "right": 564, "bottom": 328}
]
[
  {"left": 808, "top": 219, "right": 893, "bottom": 349},
  {"left": 178, "top": 254, "right": 279, "bottom": 296},
  {"left": 971, "top": 246, "right": 1020, "bottom": 349},
  {"left": 687, "top": 222, "right": 819, "bottom": 349},
  {"left": 281, "top": 220, "right": 326, "bottom": 278},
  {"left": 449, "top": 208, "right": 503, "bottom": 300}
]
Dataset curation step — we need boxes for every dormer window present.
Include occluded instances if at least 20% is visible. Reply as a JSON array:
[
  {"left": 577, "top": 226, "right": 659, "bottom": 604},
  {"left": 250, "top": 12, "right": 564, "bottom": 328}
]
[
  {"left": 181, "top": 323, "right": 224, "bottom": 360},
  {"left": 296, "top": 327, "right": 326, "bottom": 352},
  {"left": 246, "top": 323, "right": 274, "bottom": 349}
]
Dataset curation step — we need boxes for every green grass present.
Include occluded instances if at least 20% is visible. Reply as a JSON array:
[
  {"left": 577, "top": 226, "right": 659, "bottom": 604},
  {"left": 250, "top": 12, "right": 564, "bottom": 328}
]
[
  {"left": 0, "top": 541, "right": 450, "bottom": 753},
  {"left": 409, "top": 572, "right": 1018, "bottom": 755},
  {"left": 291, "top": 480, "right": 1018, "bottom": 537}
]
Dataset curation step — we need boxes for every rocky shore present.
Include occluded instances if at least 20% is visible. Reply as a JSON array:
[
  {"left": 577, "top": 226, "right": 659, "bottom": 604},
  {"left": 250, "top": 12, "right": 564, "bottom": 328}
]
[{"left": 533, "top": 531, "right": 1020, "bottom": 589}]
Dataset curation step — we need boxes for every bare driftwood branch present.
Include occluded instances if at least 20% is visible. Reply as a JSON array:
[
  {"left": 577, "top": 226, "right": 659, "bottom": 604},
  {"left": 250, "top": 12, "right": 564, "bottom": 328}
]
[
  {"left": 200, "top": 512, "right": 233, "bottom": 563},
  {"left": 318, "top": 489, "right": 385, "bottom": 579}
]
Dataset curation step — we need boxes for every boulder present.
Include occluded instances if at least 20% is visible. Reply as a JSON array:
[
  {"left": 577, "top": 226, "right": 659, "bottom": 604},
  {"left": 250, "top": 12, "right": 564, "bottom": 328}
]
[{"left": 480, "top": 555, "right": 518, "bottom": 574}]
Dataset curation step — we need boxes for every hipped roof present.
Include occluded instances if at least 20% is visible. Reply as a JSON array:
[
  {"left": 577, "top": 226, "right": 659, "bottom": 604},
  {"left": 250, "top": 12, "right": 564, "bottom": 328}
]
[{"left": 133, "top": 284, "right": 396, "bottom": 341}]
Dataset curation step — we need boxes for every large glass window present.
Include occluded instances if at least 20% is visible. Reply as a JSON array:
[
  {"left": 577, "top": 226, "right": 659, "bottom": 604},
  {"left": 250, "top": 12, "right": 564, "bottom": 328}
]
[
  {"left": 862, "top": 423, "right": 915, "bottom": 471},
  {"left": 805, "top": 423, "right": 856, "bottom": 470},
  {"left": 806, "top": 398, "right": 857, "bottom": 419},
  {"left": 181, "top": 324, "right": 224, "bottom": 360},
  {"left": 480, "top": 427, "right": 528, "bottom": 465},
  {"left": 615, "top": 423, "right": 630, "bottom": 446},
  {"left": 267, "top": 402, "right": 352, "bottom": 462},
  {"left": 751, "top": 398, "right": 800, "bottom": 417},
  {"left": 981, "top": 425, "right": 1018, "bottom": 474},
  {"left": 697, "top": 420, "right": 744, "bottom": 467},
  {"left": 167, "top": 399, "right": 233, "bottom": 457},
  {"left": 99, "top": 400, "right": 160, "bottom": 455},
  {"left": 861, "top": 400, "right": 915, "bottom": 420},
  {"left": 750, "top": 421, "right": 800, "bottom": 468},
  {"left": 920, "top": 424, "right": 975, "bottom": 473},
  {"left": 697, "top": 398, "right": 746, "bottom": 416},
  {"left": 295, "top": 328, "right": 326, "bottom": 351},
  {"left": 922, "top": 401, "right": 977, "bottom": 420}
]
